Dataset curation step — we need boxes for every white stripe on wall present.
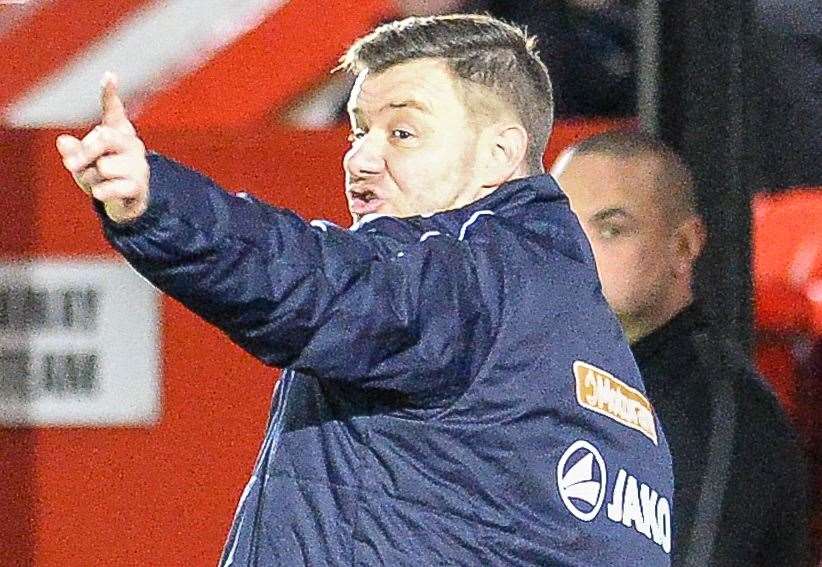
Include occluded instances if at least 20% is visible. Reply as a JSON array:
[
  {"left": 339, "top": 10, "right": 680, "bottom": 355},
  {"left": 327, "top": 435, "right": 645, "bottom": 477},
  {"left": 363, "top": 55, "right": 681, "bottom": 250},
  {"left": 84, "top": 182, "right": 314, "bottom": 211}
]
[{"left": 6, "top": 0, "right": 288, "bottom": 126}]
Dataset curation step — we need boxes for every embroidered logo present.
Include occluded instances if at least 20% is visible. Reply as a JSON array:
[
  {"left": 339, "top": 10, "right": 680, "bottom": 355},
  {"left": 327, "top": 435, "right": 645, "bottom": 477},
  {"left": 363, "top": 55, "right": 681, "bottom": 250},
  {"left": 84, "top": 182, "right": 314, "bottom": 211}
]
[{"left": 573, "top": 360, "right": 658, "bottom": 445}]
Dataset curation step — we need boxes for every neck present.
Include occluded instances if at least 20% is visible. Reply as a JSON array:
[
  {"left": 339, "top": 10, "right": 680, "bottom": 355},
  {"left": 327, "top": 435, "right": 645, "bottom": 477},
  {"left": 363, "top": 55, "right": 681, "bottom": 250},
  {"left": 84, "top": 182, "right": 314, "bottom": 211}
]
[
  {"left": 453, "top": 164, "right": 534, "bottom": 211},
  {"left": 458, "top": 183, "right": 499, "bottom": 209},
  {"left": 622, "top": 317, "right": 664, "bottom": 345},
  {"left": 622, "top": 290, "right": 694, "bottom": 345}
]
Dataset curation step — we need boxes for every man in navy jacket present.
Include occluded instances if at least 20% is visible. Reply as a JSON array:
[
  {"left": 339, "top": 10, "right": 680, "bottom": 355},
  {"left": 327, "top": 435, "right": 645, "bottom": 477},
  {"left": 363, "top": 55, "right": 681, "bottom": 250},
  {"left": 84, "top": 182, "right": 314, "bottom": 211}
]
[{"left": 57, "top": 14, "right": 673, "bottom": 567}]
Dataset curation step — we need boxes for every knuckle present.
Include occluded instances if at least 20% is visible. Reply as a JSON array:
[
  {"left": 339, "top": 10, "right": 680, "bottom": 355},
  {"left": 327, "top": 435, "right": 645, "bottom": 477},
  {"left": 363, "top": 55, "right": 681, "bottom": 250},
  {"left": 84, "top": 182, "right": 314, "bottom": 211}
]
[
  {"left": 89, "top": 125, "right": 106, "bottom": 143},
  {"left": 90, "top": 186, "right": 108, "bottom": 202},
  {"left": 81, "top": 137, "right": 99, "bottom": 155},
  {"left": 124, "top": 136, "right": 140, "bottom": 154},
  {"left": 95, "top": 157, "right": 110, "bottom": 177},
  {"left": 115, "top": 179, "right": 136, "bottom": 199},
  {"left": 97, "top": 156, "right": 119, "bottom": 178},
  {"left": 93, "top": 180, "right": 126, "bottom": 202},
  {"left": 98, "top": 126, "right": 113, "bottom": 144}
]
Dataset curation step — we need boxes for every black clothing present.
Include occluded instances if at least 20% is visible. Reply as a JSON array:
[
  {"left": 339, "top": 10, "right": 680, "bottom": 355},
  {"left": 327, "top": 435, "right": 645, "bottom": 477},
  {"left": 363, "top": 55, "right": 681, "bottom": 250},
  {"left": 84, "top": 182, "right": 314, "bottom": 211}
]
[
  {"left": 632, "top": 303, "right": 809, "bottom": 566},
  {"left": 749, "top": 0, "right": 822, "bottom": 189},
  {"left": 479, "top": 0, "right": 637, "bottom": 117}
]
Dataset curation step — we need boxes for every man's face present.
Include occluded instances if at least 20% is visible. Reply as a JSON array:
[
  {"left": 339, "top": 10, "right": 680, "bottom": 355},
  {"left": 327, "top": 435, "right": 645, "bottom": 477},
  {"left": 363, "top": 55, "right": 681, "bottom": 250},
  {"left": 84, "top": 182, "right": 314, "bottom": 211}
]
[
  {"left": 343, "top": 59, "right": 487, "bottom": 222},
  {"left": 553, "top": 152, "right": 681, "bottom": 331}
]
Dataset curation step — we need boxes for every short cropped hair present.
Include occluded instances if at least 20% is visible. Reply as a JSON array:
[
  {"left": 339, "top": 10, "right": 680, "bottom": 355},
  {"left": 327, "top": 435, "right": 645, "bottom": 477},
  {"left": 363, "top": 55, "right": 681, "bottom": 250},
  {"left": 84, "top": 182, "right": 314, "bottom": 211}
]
[
  {"left": 339, "top": 14, "right": 554, "bottom": 173},
  {"left": 568, "top": 130, "right": 699, "bottom": 220}
]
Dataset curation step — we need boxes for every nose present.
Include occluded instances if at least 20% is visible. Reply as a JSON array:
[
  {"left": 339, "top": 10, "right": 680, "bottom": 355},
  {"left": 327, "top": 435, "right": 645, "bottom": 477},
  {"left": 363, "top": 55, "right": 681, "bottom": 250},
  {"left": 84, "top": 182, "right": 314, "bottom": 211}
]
[{"left": 344, "top": 134, "right": 385, "bottom": 180}]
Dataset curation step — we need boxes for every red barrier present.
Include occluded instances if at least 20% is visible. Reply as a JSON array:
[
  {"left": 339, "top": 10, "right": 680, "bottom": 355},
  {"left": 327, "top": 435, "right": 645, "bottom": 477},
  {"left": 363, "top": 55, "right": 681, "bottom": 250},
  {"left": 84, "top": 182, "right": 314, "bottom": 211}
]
[
  {"left": 752, "top": 188, "right": 822, "bottom": 561},
  {"left": 753, "top": 189, "right": 822, "bottom": 420}
]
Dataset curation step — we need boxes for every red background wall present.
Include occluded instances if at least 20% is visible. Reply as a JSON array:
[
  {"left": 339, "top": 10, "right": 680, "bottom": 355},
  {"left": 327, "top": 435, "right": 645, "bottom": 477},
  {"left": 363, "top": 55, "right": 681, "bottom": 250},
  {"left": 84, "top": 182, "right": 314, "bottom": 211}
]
[{"left": 0, "top": 119, "right": 624, "bottom": 566}]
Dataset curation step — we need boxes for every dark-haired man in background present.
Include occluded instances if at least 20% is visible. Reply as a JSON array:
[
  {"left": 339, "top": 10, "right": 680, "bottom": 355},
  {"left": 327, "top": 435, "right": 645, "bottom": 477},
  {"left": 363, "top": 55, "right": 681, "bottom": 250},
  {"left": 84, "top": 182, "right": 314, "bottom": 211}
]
[
  {"left": 554, "top": 130, "right": 809, "bottom": 566},
  {"left": 56, "top": 14, "right": 674, "bottom": 567}
]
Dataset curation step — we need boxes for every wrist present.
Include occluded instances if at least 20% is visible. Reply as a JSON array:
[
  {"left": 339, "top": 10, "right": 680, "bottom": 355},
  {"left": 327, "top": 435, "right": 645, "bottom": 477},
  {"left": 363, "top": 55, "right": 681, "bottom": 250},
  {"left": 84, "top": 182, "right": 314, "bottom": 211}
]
[{"left": 104, "top": 194, "right": 150, "bottom": 224}]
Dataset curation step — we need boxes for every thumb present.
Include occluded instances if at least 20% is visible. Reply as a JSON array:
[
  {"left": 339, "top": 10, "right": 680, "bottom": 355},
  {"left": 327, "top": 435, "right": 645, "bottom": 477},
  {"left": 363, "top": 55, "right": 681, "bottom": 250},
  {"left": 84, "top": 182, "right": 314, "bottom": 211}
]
[{"left": 100, "top": 72, "right": 135, "bottom": 135}]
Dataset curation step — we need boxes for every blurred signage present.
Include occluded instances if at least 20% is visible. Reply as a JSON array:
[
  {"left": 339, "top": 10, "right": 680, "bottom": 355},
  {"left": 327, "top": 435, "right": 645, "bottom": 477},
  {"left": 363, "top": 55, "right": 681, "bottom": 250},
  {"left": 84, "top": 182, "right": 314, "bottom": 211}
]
[{"left": 0, "top": 259, "right": 160, "bottom": 426}]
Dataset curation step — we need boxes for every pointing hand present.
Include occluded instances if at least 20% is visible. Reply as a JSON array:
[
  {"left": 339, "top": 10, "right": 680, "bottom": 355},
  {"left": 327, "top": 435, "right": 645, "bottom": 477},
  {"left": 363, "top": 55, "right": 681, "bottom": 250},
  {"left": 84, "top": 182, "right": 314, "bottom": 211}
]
[{"left": 56, "top": 72, "right": 150, "bottom": 223}]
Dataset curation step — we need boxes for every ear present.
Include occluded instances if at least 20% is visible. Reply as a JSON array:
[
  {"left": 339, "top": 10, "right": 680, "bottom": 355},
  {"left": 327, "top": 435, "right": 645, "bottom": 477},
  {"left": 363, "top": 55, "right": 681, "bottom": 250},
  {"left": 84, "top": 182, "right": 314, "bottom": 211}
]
[
  {"left": 671, "top": 216, "right": 707, "bottom": 277},
  {"left": 481, "top": 123, "right": 529, "bottom": 187}
]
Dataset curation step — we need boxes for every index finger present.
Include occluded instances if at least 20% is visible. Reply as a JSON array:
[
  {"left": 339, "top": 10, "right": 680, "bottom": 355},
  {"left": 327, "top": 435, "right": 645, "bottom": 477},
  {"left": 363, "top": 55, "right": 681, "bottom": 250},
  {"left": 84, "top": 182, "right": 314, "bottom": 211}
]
[{"left": 100, "top": 72, "right": 135, "bottom": 134}]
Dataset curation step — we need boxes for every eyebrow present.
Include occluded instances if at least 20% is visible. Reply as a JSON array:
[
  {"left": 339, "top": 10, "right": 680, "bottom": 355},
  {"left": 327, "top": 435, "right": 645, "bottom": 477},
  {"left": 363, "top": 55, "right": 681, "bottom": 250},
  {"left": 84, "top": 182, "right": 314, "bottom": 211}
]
[
  {"left": 349, "top": 99, "right": 431, "bottom": 120},
  {"left": 385, "top": 99, "right": 430, "bottom": 113},
  {"left": 591, "top": 208, "right": 634, "bottom": 223}
]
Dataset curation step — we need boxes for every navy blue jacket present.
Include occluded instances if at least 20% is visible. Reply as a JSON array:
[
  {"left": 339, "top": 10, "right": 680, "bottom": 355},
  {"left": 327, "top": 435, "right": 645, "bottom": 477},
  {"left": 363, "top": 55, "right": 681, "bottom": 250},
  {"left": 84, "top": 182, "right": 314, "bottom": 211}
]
[{"left": 99, "top": 154, "right": 674, "bottom": 566}]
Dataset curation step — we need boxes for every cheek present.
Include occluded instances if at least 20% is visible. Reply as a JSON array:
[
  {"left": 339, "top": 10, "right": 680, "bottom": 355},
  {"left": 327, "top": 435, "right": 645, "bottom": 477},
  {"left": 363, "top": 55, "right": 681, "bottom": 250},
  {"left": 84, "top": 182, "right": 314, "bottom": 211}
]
[
  {"left": 590, "top": 240, "right": 633, "bottom": 273},
  {"left": 590, "top": 241, "right": 648, "bottom": 300},
  {"left": 383, "top": 133, "right": 477, "bottom": 210},
  {"left": 385, "top": 159, "right": 423, "bottom": 198},
  {"left": 388, "top": 154, "right": 453, "bottom": 197}
]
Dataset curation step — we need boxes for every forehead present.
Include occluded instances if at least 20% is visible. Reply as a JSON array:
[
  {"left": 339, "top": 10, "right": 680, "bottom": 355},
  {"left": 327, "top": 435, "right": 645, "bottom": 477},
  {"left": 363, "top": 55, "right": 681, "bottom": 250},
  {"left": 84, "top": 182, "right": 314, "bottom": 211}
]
[
  {"left": 557, "top": 153, "right": 665, "bottom": 216},
  {"left": 347, "top": 59, "right": 466, "bottom": 118}
]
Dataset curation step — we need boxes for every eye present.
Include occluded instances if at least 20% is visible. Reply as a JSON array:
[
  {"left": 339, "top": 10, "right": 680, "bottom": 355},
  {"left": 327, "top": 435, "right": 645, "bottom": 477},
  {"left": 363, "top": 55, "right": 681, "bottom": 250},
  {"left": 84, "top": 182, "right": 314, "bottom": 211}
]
[
  {"left": 391, "top": 129, "right": 413, "bottom": 140},
  {"left": 599, "top": 225, "right": 622, "bottom": 239},
  {"left": 347, "top": 129, "right": 366, "bottom": 143}
]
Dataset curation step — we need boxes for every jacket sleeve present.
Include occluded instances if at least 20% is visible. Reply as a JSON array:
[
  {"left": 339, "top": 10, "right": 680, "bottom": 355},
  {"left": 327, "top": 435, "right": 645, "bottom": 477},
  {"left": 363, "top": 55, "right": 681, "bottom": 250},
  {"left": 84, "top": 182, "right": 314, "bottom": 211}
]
[{"left": 98, "top": 154, "right": 490, "bottom": 398}]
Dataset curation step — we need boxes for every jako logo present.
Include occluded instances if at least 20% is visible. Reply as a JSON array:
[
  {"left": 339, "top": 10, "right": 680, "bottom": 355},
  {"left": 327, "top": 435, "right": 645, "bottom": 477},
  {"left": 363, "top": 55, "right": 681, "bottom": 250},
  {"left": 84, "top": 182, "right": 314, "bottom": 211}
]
[
  {"left": 607, "top": 469, "right": 672, "bottom": 553},
  {"left": 556, "top": 439, "right": 607, "bottom": 521},
  {"left": 556, "top": 439, "right": 672, "bottom": 555}
]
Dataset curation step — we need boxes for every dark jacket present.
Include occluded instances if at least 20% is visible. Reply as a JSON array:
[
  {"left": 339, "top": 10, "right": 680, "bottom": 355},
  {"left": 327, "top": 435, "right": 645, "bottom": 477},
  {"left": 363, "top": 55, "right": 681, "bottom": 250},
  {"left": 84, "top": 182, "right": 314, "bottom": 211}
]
[
  {"left": 632, "top": 303, "right": 809, "bottom": 567},
  {"left": 99, "top": 154, "right": 674, "bottom": 566}
]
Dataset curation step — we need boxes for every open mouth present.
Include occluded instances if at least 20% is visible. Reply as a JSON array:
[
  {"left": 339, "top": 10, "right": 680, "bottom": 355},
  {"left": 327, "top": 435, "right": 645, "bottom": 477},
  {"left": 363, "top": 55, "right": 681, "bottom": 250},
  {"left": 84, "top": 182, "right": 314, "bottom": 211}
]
[
  {"left": 348, "top": 189, "right": 383, "bottom": 214},
  {"left": 351, "top": 189, "right": 376, "bottom": 203}
]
